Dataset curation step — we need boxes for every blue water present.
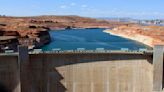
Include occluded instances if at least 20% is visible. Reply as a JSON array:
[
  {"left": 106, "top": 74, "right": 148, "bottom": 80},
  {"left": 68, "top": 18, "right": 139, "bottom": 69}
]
[{"left": 41, "top": 28, "right": 152, "bottom": 51}]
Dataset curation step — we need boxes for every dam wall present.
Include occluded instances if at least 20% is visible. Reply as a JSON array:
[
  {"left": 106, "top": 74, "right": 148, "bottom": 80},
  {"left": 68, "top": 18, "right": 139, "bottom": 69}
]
[
  {"left": 0, "top": 55, "right": 20, "bottom": 92},
  {"left": 0, "top": 46, "right": 163, "bottom": 92}
]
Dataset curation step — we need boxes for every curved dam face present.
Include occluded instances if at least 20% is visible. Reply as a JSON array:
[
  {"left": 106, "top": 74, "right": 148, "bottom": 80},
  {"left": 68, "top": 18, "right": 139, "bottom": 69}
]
[{"left": 0, "top": 51, "right": 154, "bottom": 92}]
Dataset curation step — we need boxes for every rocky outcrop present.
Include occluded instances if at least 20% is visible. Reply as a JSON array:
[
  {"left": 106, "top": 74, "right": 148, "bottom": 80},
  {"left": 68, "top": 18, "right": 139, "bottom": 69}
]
[
  {"left": 104, "top": 25, "right": 164, "bottom": 47},
  {"left": 0, "top": 17, "right": 51, "bottom": 49}
]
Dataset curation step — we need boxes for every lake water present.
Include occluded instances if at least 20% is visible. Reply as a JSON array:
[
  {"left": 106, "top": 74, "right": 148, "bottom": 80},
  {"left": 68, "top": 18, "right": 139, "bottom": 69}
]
[{"left": 41, "top": 28, "right": 151, "bottom": 51}]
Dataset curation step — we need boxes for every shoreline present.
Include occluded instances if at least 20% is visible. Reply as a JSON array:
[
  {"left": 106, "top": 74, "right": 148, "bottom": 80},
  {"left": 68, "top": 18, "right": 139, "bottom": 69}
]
[
  {"left": 49, "top": 27, "right": 105, "bottom": 31},
  {"left": 103, "top": 29, "right": 154, "bottom": 48}
]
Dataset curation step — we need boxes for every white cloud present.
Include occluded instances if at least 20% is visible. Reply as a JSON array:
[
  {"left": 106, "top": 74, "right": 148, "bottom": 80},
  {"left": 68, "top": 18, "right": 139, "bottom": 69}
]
[
  {"left": 60, "top": 5, "right": 67, "bottom": 9},
  {"left": 70, "top": 3, "right": 76, "bottom": 6},
  {"left": 81, "top": 5, "right": 87, "bottom": 8},
  {"left": 60, "top": 3, "right": 76, "bottom": 9}
]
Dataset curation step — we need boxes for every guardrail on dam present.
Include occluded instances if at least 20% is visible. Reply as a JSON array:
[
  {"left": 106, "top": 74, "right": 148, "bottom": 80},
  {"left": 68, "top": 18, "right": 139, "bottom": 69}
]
[{"left": 0, "top": 46, "right": 163, "bottom": 92}]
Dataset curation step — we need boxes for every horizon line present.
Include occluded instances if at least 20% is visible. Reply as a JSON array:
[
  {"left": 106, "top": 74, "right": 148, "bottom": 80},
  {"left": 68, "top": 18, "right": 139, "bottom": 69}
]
[{"left": 0, "top": 14, "right": 163, "bottom": 20}]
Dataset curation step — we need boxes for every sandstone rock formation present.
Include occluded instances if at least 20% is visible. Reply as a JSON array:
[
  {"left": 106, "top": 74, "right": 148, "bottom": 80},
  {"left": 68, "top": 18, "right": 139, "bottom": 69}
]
[
  {"left": 104, "top": 25, "right": 164, "bottom": 47},
  {"left": 0, "top": 16, "right": 51, "bottom": 49}
]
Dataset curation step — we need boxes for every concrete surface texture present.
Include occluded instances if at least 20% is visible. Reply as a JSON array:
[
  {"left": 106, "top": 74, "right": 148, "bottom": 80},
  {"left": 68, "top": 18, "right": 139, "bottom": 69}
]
[
  {"left": 0, "top": 56, "right": 20, "bottom": 92},
  {"left": 0, "top": 52, "right": 158, "bottom": 92}
]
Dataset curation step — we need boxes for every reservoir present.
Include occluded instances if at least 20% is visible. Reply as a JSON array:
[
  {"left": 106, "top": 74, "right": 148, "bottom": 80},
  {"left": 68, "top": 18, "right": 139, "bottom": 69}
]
[{"left": 41, "top": 28, "right": 151, "bottom": 51}]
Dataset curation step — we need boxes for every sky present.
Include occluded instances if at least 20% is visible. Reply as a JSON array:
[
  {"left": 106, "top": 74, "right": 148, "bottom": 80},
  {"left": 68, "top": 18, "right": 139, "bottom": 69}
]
[{"left": 0, "top": 0, "right": 164, "bottom": 19}]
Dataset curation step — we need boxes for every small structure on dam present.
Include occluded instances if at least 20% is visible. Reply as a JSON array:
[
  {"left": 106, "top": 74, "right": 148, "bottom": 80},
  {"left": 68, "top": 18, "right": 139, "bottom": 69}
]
[
  {"left": 0, "top": 45, "right": 164, "bottom": 92},
  {"left": 0, "top": 36, "right": 18, "bottom": 52}
]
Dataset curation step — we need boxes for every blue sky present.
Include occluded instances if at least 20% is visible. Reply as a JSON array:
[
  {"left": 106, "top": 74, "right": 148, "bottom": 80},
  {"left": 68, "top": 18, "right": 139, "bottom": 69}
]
[{"left": 0, "top": 0, "right": 164, "bottom": 19}]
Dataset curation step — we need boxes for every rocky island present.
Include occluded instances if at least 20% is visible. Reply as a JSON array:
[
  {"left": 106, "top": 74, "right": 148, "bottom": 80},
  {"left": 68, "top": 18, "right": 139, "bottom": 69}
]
[
  {"left": 104, "top": 24, "right": 164, "bottom": 47},
  {"left": 0, "top": 15, "right": 125, "bottom": 52}
]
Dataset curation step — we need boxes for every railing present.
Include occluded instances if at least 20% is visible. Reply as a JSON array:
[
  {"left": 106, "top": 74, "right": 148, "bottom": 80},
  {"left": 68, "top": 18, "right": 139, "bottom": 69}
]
[
  {"left": 30, "top": 48, "right": 152, "bottom": 54},
  {"left": 29, "top": 49, "right": 152, "bottom": 54},
  {"left": 0, "top": 47, "right": 153, "bottom": 55}
]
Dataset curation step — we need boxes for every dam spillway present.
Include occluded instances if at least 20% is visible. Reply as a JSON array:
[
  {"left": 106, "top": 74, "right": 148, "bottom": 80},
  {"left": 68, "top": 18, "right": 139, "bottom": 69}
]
[{"left": 0, "top": 46, "right": 163, "bottom": 92}]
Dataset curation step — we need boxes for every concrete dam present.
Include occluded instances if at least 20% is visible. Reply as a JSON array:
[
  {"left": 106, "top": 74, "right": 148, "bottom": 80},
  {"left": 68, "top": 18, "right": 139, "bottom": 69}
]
[{"left": 0, "top": 46, "right": 163, "bottom": 92}]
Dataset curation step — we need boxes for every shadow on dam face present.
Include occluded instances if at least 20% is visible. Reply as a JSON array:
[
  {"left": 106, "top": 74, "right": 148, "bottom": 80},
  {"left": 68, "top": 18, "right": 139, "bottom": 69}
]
[
  {"left": 39, "top": 53, "right": 153, "bottom": 67},
  {"left": 0, "top": 82, "right": 12, "bottom": 92},
  {"left": 0, "top": 82, "right": 11, "bottom": 92}
]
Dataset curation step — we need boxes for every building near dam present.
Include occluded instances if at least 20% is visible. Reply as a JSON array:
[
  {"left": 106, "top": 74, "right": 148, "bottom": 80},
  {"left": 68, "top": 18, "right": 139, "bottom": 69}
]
[
  {"left": 0, "top": 46, "right": 163, "bottom": 92},
  {"left": 0, "top": 36, "right": 18, "bottom": 52}
]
